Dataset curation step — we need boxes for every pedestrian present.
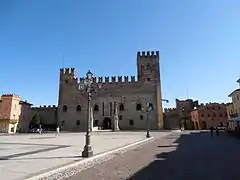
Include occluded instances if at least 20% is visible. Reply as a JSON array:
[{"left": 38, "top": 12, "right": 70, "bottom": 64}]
[
  {"left": 39, "top": 124, "right": 42, "bottom": 135},
  {"left": 56, "top": 126, "right": 60, "bottom": 136},
  {"left": 216, "top": 127, "right": 220, "bottom": 136},
  {"left": 210, "top": 126, "right": 214, "bottom": 137}
]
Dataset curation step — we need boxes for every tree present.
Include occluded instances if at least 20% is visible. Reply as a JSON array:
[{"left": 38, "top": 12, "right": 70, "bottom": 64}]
[{"left": 31, "top": 112, "right": 43, "bottom": 125}]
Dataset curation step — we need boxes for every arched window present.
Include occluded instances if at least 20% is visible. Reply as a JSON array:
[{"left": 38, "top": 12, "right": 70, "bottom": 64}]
[
  {"left": 146, "top": 63, "right": 151, "bottom": 70},
  {"left": 148, "top": 103, "right": 153, "bottom": 110},
  {"left": 94, "top": 104, "right": 99, "bottom": 111},
  {"left": 136, "top": 103, "right": 142, "bottom": 111},
  {"left": 61, "top": 120, "right": 65, "bottom": 127},
  {"left": 76, "top": 105, "right": 82, "bottom": 111},
  {"left": 119, "top": 104, "right": 124, "bottom": 111},
  {"left": 76, "top": 120, "right": 80, "bottom": 126},
  {"left": 62, "top": 105, "right": 67, "bottom": 112}
]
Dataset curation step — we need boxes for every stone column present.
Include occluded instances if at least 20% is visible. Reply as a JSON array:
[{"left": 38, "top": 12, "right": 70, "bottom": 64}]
[{"left": 112, "top": 101, "right": 120, "bottom": 131}]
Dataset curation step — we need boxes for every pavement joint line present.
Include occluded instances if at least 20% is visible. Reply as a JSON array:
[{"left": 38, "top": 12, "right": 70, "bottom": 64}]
[
  {"left": 0, "top": 145, "right": 70, "bottom": 160},
  {"left": 24, "top": 137, "right": 155, "bottom": 180},
  {"left": 0, "top": 142, "right": 64, "bottom": 147}
]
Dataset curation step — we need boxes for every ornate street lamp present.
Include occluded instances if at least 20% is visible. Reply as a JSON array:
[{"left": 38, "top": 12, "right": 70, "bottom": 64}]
[
  {"left": 139, "top": 97, "right": 169, "bottom": 138},
  {"left": 78, "top": 70, "right": 102, "bottom": 158}
]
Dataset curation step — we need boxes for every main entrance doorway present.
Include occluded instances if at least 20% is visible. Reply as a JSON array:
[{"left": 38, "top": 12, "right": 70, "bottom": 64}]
[
  {"left": 201, "top": 121, "right": 207, "bottom": 129},
  {"left": 103, "top": 117, "right": 112, "bottom": 129}
]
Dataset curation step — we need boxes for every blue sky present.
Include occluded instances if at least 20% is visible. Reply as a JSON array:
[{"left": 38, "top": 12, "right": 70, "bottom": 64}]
[{"left": 0, "top": 0, "right": 239, "bottom": 108}]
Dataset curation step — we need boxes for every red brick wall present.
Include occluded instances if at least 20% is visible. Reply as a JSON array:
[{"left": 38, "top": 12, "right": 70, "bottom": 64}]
[{"left": 191, "top": 103, "right": 228, "bottom": 129}]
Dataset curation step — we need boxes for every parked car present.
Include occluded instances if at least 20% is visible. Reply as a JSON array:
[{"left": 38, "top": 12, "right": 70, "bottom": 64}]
[{"left": 216, "top": 126, "right": 226, "bottom": 131}]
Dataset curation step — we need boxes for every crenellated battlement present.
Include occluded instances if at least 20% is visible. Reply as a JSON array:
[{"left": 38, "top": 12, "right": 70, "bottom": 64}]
[
  {"left": 1, "top": 94, "right": 20, "bottom": 98},
  {"left": 32, "top": 105, "right": 57, "bottom": 109},
  {"left": 137, "top": 51, "right": 159, "bottom": 58},
  {"left": 77, "top": 76, "right": 136, "bottom": 84},
  {"left": 60, "top": 68, "right": 76, "bottom": 75},
  {"left": 164, "top": 108, "right": 177, "bottom": 113}
]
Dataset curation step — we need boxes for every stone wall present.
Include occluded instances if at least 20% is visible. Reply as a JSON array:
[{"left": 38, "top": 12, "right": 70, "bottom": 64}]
[{"left": 30, "top": 105, "right": 58, "bottom": 130}]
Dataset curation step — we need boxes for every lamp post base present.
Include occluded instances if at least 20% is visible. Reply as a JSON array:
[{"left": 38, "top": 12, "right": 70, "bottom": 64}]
[
  {"left": 146, "top": 130, "right": 151, "bottom": 138},
  {"left": 112, "top": 126, "right": 120, "bottom": 132},
  {"left": 82, "top": 145, "right": 93, "bottom": 158}
]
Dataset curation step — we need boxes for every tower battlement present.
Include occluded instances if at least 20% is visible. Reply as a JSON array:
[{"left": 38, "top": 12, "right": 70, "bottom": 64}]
[
  {"left": 32, "top": 105, "right": 57, "bottom": 109},
  {"left": 60, "top": 68, "right": 76, "bottom": 75},
  {"left": 137, "top": 51, "right": 159, "bottom": 58},
  {"left": 164, "top": 108, "right": 177, "bottom": 113},
  {"left": 77, "top": 75, "right": 136, "bottom": 84}
]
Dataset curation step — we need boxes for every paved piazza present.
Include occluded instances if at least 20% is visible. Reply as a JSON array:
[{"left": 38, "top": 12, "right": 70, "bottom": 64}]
[
  {"left": 67, "top": 131, "right": 240, "bottom": 180},
  {"left": 0, "top": 131, "right": 171, "bottom": 180}
]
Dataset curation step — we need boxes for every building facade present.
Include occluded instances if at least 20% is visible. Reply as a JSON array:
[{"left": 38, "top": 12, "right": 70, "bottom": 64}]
[
  {"left": 58, "top": 51, "right": 164, "bottom": 131},
  {"left": 191, "top": 103, "right": 228, "bottom": 129},
  {"left": 227, "top": 78, "right": 240, "bottom": 130},
  {"left": 0, "top": 94, "right": 21, "bottom": 133},
  {"left": 164, "top": 98, "right": 199, "bottom": 130}
]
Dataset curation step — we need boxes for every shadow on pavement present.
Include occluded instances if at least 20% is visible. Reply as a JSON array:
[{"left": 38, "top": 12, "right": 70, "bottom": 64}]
[
  {"left": 0, "top": 155, "right": 81, "bottom": 161},
  {"left": 127, "top": 131, "right": 240, "bottom": 180}
]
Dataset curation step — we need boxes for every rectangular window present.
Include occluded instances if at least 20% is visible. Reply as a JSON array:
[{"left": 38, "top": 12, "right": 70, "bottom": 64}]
[
  {"left": 129, "top": 120, "right": 134, "bottom": 126},
  {"left": 140, "top": 115, "right": 144, "bottom": 120},
  {"left": 102, "top": 102, "right": 104, "bottom": 116},
  {"left": 110, "top": 102, "right": 112, "bottom": 116},
  {"left": 119, "top": 115, "right": 122, "bottom": 120},
  {"left": 94, "top": 120, "right": 99, "bottom": 127}
]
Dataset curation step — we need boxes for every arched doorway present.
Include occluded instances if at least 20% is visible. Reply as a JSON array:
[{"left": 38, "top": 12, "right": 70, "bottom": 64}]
[
  {"left": 195, "top": 122, "right": 199, "bottom": 130},
  {"left": 201, "top": 121, "right": 207, "bottom": 129},
  {"left": 189, "top": 121, "right": 194, "bottom": 130},
  {"left": 103, "top": 117, "right": 112, "bottom": 129}
]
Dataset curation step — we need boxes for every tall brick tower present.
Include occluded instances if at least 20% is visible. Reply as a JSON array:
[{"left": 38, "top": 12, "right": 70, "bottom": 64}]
[{"left": 137, "top": 51, "right": 164, "bottom": 129}]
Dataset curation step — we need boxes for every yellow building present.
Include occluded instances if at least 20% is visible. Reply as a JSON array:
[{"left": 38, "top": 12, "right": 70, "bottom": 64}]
[
  {"left": 228, "top": 78, "right": 240, "bottom": 130},
  {"left": 0, "top": 94, "right": 21, "bottom": 134}
]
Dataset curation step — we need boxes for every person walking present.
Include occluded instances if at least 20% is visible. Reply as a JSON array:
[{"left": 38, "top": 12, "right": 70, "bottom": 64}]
[
  {"left": 216, "top": 127, "right": 220, "bottom": 136},
  {"left": 39, "top": 124, "right": 42, "bottom": 135},
  {"left": 210, "top": 126, "right": 214, "bottom": 137},
  {"left": 56, "top": 126, "right": 60, "bottom": 136}
]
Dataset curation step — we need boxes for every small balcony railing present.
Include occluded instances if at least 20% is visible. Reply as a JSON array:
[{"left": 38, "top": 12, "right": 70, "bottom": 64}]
[
  {"left": 9, "top": 119, "right": 18, "bottom": 124},
  {"left": 229, "top": 113, "right": 240, "bottom": 121}
]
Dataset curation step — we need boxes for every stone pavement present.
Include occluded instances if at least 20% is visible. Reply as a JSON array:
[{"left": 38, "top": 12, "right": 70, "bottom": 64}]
[
  {"left": 0, "top": 131, "right": 171, "bottom": 180},
  {"left": 67, "top": 131, "right": 240, "bottom": 180}
]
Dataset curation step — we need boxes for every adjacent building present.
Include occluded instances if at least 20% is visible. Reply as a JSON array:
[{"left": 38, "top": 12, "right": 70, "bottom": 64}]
[
  {"left": 0, "top": 94, "right": 21, "bottom": 133},
  {"left": 58, "top": 51, "right": 164, "bottom": 131},
  {"left": 0, "top": 94, "right": 34, "bottom": 133},
  {"left": 163, "top": 108, "right": 179, "bottom": 130},
  {"left": 18, "top": 100, "right": 33, "bottom": 133},
  {"left": 227, "top": 78, "right": 240, "bottom": 130},
  {"left": 191, "top": 103, "right": 228, "bottom": 129},
  {"left": 164, "top": 98, "right": 199, "bottom": 130}
]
